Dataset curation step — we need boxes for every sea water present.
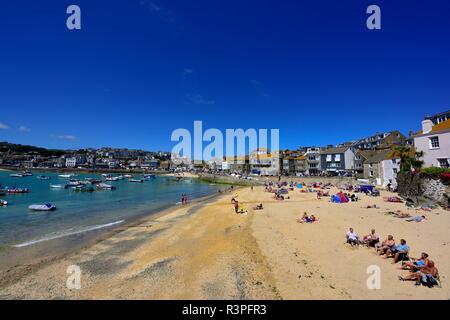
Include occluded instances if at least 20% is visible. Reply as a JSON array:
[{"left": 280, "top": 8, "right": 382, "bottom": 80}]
[{"left": 0, "top": 171, "right": 225, "bottom": 248}]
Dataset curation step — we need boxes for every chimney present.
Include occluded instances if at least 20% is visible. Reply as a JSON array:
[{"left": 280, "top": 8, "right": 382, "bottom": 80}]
[{"left": 422, "top": 119, "right": 433, "bottom": 134}]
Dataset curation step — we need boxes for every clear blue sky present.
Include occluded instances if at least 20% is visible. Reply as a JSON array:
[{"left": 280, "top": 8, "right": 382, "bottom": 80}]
[{"left": 0, "top": 0, "right": 449, "bottom": 151}]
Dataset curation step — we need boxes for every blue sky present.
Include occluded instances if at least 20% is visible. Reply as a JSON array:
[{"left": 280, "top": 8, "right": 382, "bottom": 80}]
[{"left": 0, "top": 0, "right": 449, "bottom": 151}]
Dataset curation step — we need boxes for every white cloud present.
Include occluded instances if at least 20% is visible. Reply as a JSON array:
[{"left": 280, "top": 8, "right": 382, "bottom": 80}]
[
  {"left": 0, "top": 123, "right": 9, "bottom": 129},
  {"left": 187, "top": 94, "right": 215, "bottom": 105},
  {"left": 183, "top": 68, "right": 193, "bottom": 75},
  {"left": 19, "top": 126, "right": 31, "bottom": 132},
  {"left": 57, "top": 135, "right": 77, "bottom": 141}
]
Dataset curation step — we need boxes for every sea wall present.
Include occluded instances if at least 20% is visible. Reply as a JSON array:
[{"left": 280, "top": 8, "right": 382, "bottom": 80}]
[
  {"left": 198, "top": 173, "right": 356, "bottom": 187},
  {"left": 397, "top": 172, "right": 449, "bottom": 207}
]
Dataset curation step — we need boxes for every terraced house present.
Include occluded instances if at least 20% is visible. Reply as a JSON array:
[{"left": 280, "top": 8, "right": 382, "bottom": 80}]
[
  {"left": 414, "top": 117, "right": 450, "bottom": 168},
  {"left": 320, "top": 146, "right": 356, "bottom": 174}
]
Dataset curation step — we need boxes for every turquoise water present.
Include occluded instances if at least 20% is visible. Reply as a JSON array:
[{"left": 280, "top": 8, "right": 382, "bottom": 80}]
[{"left": 0, "top": 171, "right": 224, "bottom": 247}]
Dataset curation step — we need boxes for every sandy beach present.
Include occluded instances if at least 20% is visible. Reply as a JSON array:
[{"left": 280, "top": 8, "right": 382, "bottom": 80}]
[{"left": 0, "top": 186, "right": 449, "bottom": 300}]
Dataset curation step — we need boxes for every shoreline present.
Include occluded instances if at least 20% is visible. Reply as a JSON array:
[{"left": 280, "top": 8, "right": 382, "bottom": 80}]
[
  {"left": 0, "top": 185, "right": 449, "bottom": 299},
  {"left": 0, "top": 186, "right": 234, "bottom": 275}
]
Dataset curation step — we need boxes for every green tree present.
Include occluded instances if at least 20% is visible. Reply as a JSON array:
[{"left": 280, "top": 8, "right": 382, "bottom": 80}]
[{"left": 389, "top": 146, "right": 424, "bottom": 172}]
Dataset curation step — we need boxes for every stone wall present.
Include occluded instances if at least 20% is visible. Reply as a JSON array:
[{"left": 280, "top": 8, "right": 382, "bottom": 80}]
[
  {"left": 198, "top": 173, "right": 356, "bottom": 187},
  {"left": 397, "top": 172, "right": 449, "bottom": 207}
]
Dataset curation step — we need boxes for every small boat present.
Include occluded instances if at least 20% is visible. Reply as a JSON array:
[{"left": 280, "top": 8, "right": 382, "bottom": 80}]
[
  {"left": 96, "top": 183, "right": 116, "bottom": 190},
  {"left": 67, "top": 180, "right": 81, "bottom": 186},
  {"left": 105, "top": 176, "right": 119, "bottom": 181},
  {"left": 50, "top": 184, "right": 64, "bottom": 189},
  {"left": 144, "top": 174, "right": 156, "bottom": 179},
  {"left": 101, "top": 173, "right": 110, "bottom": 177},
  {"left": 58, "top": 174, "right": 75, "bottom": 178},
  {"left": 28, "top": 203, "right": 56, "bottom": 211},
  {"left": 124, "top": 174, "right": 133, "bottom": 178},
  {"left": 129, "top": 179, "right": 144, "bottom": 183},
  {"left": 22, "top": 171, "right": 33, "bottom": 177},
  {"left": 10, "top": 173, "right": 24, "bottom": 178},
  {"left": 37, "top": 175, "right": 51, "bottom": 180},
  {"left": 0, "top": 199, "right": 8, "bottom": 206},
  {"left": 73, "top": 185, "right": 95, "bottom": 192},
  {"left": 5, "top": 187, "right": 29, "bottom": 194}
]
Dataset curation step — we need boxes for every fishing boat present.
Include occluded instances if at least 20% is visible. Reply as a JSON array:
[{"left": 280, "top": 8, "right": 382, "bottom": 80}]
[
  {"left": 129, "top": 179, "right": 144, "bottom": 183},
  {"left": 37, "top": 175, "right": 51, "bottom": 180},
  {"left": 50, "top": 184, "right": 64, "bottom": 189},
  {"left": 0, "top": 199, "right": 8, "bottom": 206},
  {"left": 96, "top": 183, "right": 116, "bottom": 190},
  {"left": 28, "top": 203, "right": 56, "bottom": 211},
  {"left": 10, "top": 173, "right": 24, "bottom": 178}
]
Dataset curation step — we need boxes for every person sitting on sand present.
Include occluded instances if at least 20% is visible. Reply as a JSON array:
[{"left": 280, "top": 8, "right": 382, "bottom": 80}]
[
  {"left": 366, "top": 204, "right": 379, "bottom": 209},
  {"left": 297, "top": 212, "right": 309, "bottom": 223},
  {"left": 234, "top": 200, "right": 239, "bottom": 213},
  {"left": 405, "top": 215, "right": 427, "bottom": 223},
  {"left": 387, "top": 238, "right": 410, "bottom": 263},
  {"left": 399, "top": 261, "right": 439, "bottom": 287},
  {"left": 309, "top": 214, "right": 318, "bottom": 223},
  {"left": 401, "top": 252, "right": 429, "bottom": 271},
  {"left": 376, "top": 235, "right": 395, "bottom": 255},
  {"left": 346, "top": 228, "right": 359, "bottom": 246},
  {"left": 362, "top": 229, "right": 380, "bottom": 247},
  {"left": 253, "top": 203, "right": 263, "bottom": 210}
]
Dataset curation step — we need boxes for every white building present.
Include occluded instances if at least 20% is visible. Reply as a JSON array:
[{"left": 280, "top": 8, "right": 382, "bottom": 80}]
[
  {"left": 414, "top": 118, "right": 450, "bottom": 168},
  {"left": 65, "top": 157, "right": 77, "bottom": 168}
]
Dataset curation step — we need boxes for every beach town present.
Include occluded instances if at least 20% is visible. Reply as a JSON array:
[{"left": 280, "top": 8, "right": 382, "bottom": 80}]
[{"left": 0, "top": 110, "right": 449, "bottom": 299}]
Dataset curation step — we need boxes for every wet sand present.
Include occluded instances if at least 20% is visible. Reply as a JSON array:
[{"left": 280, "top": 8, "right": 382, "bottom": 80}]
[{"left": 0, "top": 186, "right": 449, "bottom": 299}]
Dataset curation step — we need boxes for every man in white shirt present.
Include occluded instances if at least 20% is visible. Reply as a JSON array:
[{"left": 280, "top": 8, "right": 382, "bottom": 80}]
[{"left": 346, "top": 228, "right": 359, "bottom": 246}]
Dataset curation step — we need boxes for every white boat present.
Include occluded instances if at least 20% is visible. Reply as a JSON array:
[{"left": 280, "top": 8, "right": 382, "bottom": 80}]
[
  {"left": 37, "top": 175, "right": 51, "bottom": 180},
  {"left": 96, "top": 183, "right": 116, "bottom": 190},
  {"left": 28, "top": 203, "right": 56, "bottom": 211},
  {"left": 10, "top": 173, "right": 24, "bottom": 178},
  {"left": 124, "top": 174, "right": 133, "bottom": 178},
  {"left": 105, "top": 176, "right": 119, "bottom": 181},
  {"left": 58, "top": 174, "right": 74, "bottom": 178},
  {"left": 50, "top": 184, "right": 64, "bottom": 189},
  {"left": 0, "top": 199, "right": 8, "bottom": 206},
  {"left": 129, "top": 179, "right": 144, "bottom": 183},
  {"left": 22, "top": 171, "right": 33, "bottom": 176}
]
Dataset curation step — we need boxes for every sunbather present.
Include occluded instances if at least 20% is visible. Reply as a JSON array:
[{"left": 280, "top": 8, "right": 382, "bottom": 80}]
[
  {"left": 362, "top": 229, "right": 380, "bottom": 247},
  {"left": 405, "top": 215, "right": 427, "bottom": 223},
  {"left": 399, "top": 261, "right": 439, "bottom": 287},
  {"left": 401, "top": 252, "right": 429, "bottom": 271},
  {"left": 346, "top": 228, "right": 359, "bottom": 246},
  {"left": 387, "top": 238, "right": 410, "bottom": 263},
  {"left": 376, "top": 235, "right": 395, "bottom": 255},
  {"left": 253, "top": 203, "right": 264, "bottom": 210}
]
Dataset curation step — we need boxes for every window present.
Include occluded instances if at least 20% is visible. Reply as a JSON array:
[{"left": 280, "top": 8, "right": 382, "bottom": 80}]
[
  {"left": 326, "top": 155, "right": 332, "bottom": 162},
  {"left": 393, "top": 168, "right": 398, "bottom": 174},
  {"left": 438, "top": 158, "right": 449, "bottom": 168},
  {"left": 429, "top": 136, "right": 440, "bottom": 149},
  {"left": 369, "top": 171, "right": 374, "bottom": 177},
  {"left": 335, "top": 154, "right": 341, "bottom": 162}
]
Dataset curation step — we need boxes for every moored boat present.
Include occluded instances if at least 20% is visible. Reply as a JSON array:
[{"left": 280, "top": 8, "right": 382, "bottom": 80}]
[
  {"left": 0, "top": 199, "right": 8, "bottom": 206},
  {"left": 22, "top": 171, "right": 33, "bottom": 177},
  {"left": 50, "top": 184, "right": 64, "bottom": 189},
  {"left": 96, "top": 183, "right": 116, "bottom": 190},
  {"left": 105, "top": 176, "right": 119, "bottom": 181},
  {"left": 129, "top": 179, "right": 144, "bottom": 183},
  {"left": 28, "top": 203, "right": 56, "bottom": 211},
  {"left": 10, "top": 173, "right": 24, "bottom": 178},
  {"left": 5, "top": 187, "right": 30, "bottom": 194},
  {"left": 58, "top": 174, "right": 75, "bottom": 178},
  {"left": 37, "top": 175, "right": 51, "bottom": 180}
]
